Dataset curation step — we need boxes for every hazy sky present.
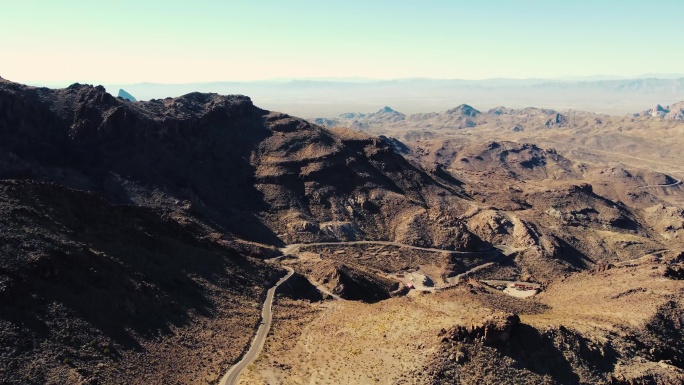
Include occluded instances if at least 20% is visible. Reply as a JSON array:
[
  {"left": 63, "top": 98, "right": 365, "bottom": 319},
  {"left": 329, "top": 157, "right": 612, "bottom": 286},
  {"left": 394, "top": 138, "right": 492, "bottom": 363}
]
[{"left": 3, "top": 0, "right": 683, "bottom": 84}]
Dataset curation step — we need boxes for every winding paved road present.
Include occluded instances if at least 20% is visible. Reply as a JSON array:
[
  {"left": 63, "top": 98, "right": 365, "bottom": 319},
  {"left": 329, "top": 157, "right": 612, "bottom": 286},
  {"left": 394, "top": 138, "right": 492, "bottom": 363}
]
[
  {"left": 281, "top": 241, "right": 497, "bottom": 256},
  {"left": 638, "top": 177, "right": 682, "bottom": 189},
  {"left": 220, "top": 241, "right": 524, "bottom": 384},
  {"left": 219, "top": 266, "right": 294, "bottom": 385}
]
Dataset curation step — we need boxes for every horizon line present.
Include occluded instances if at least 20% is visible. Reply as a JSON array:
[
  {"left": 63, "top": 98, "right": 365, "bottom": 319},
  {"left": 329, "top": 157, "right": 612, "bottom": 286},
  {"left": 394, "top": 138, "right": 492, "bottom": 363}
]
[{"left": 11, "top": 74, "right": 684, "bottom": 88}]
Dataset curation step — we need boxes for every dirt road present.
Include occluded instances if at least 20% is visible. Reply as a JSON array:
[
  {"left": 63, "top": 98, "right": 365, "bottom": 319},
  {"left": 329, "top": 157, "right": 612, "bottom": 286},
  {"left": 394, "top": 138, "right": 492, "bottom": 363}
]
[{"left": 219, "top": 267, "right": 294, "bottom": 385}]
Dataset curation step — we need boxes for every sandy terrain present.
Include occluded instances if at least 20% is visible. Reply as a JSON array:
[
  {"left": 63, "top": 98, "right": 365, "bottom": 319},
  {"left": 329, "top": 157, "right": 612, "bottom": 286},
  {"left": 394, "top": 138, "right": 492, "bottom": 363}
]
[
  {"left": 240, "top": 291, "right": 491, "bottom": 384},
  {"left": 238, "top": 251, "right": 682, "bottom": 384}
]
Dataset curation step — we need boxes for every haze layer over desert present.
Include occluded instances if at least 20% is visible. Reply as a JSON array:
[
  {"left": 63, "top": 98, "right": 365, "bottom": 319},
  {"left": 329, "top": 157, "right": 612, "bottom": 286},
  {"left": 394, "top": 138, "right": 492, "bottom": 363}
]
[{"left": 2, "top": 1, "right": 683, "bottom": 384}]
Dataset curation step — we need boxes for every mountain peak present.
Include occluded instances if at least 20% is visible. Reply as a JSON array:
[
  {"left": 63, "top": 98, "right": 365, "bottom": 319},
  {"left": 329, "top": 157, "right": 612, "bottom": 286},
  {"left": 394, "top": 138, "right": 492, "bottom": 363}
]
[
  {"left": 379, "top": 106, "right": 397, "bottom": 113},
  {"left": 66, "top": 82, "right": 92, "bottom": 90},
  {"left": 118, "top": 88, "right": 137, "bottom": 102},
  {"left": 643, "top": 104, "right": 670, "bottom": 118},
  {"left": 446, "top": 104, "right": 480, "bottom": 117}
]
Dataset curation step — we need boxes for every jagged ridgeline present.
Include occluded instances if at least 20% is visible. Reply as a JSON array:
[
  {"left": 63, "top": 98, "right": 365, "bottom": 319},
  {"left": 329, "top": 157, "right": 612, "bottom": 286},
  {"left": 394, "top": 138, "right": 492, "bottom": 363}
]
[
  {"left": 0, "top": 78, "right": 472, "bottom": 384},
  {"left": 1, "top": 77, "right": 683, "bottom": 385}
]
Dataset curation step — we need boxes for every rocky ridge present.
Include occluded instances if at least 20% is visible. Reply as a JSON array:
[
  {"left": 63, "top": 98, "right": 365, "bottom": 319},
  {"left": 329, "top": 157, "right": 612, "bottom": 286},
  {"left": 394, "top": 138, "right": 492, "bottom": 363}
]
[
  {"left": 2, "top": 77, "right": 684, "bottom": 384},
  {"left": 0, "top": 77, "right": 476, "bottom": 384}
]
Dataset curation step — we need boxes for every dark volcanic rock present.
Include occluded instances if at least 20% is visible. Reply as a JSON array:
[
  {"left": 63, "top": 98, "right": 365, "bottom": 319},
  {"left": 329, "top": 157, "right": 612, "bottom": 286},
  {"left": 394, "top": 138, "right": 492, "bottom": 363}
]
[
  {"left": 444, "top": 312, "right": 520, "bottom": 346},
  {"left": 665, "top": 265, "right": 684, "bottom": 280},
  {"left": 0, "top": 179, "right": 279, "bottom": 385},
  {"left": 0, "top": 78, "right": 470, "bottom": 384},
  {"left": 0, "top": 78, "right": 464, "bottom": 248}
]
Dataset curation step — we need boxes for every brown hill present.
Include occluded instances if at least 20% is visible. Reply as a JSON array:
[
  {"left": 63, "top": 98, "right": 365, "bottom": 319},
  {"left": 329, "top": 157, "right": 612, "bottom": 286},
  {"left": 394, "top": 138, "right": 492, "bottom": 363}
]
[
  {"left": 0, "top": 78, "right": 473, "bottom": 248},
  {"left": 0, "top": 179, "right": 280, "bottom": 384},
  {"left": 0, "top": 78, "right": 471, "bottom": 384},
  {"left": 2, "top": 78, "right": 683, "bottom": 384}
]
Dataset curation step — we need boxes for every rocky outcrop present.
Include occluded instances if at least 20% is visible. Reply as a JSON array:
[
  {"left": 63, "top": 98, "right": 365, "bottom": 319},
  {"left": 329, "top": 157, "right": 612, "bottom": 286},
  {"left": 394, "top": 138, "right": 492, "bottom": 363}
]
[
  {"left": 665, "top": 265, "right": 684, "bottom": 280},
  {"left": 611, "top": 361, "right": 684, "bottom": 385},
  {"left": 666, "top": 109, "right": 684, "bottom": 120},
  {"left": 442, "top": 312, "right": 520, "bottom": 347},
  {"left": 665, "top": 101, "right": 684, "bottom": 120},
  {"left": 639, "top": 101, "right": 684, "bottom": 120},
  {"left": 428, "top": 317, "right": 682, "bottom": 385},
  {"left": 545, "top": 113, "right": 568, "bottom": 127},
  {"left": 645, "top": 104, "right": 669, "bottom": 118}
]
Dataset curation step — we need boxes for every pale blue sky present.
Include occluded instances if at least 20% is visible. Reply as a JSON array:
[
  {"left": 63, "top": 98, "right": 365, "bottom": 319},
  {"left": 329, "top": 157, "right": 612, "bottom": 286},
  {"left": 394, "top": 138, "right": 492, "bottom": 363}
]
[{"left": 2, "top": 0, "right": 683, "bottom": 83}]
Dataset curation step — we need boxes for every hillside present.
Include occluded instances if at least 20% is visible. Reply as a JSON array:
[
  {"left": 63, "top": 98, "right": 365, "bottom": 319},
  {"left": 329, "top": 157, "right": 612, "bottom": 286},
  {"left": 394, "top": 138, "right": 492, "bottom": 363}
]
[
  {"left": 1, "top": 78, "right": 683, "bottom": 384},
  {"left": 238, "top": 102, "right": 684, "bottom": 384},
  {"left": 0, "top": 78, "right": 470, "bottom": 384},
  {"left": 0, "top": 180, "right": 279, "bottom": 384},
  {"left": 0, "top": 78, "right": 475, "bottom": 248}
]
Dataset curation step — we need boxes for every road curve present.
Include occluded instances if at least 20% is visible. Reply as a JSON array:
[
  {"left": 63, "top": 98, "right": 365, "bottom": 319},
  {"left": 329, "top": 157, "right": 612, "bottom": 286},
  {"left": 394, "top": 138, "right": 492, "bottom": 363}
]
[
  {"left": 219, "top": 241, "right": 523, "bottom": 384},
  {"left": 219, "top": 267, "right": 294, "bottom": 385},
  {"left": 281, "top": 241, "right": 496, "bottom": 256},
  {"left": 638, "top": 178, "right": 682, "bottom": 189}
]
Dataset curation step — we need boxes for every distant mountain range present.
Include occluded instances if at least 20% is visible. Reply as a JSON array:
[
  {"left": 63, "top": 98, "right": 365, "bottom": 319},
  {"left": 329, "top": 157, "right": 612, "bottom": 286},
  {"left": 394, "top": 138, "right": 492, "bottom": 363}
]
[
  {"left": 90, "top": 77, "right": 684, "bottom": 117},
  {"left": 312, "top": 99, "right": 684, "bottom": 136},
  {"left": 3, "top": 77, "right": 684, "bottom": 385}
]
